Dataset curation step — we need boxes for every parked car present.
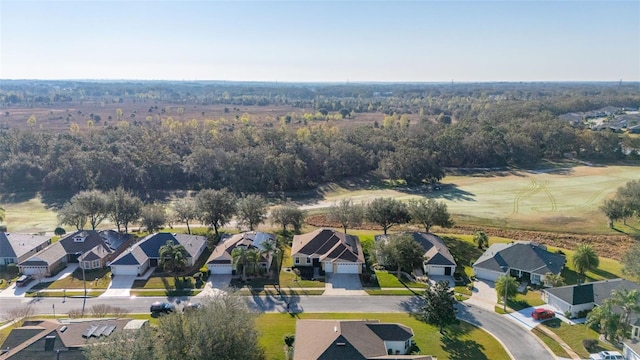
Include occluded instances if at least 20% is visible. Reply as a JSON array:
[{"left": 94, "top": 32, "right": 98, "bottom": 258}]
[
  {"left": 531, "top": 308, "right": 555, "bottom": 320},
  {"left": 150, "top": 302, "right": 175, "bottom": 314},
  {"left": 589, "top": 351, "right": 624, "bottom": 360},
  {"left": 183, "top": 302, "right": 202, "bottom": 312},
  {"left": 15, "top": 275, "right": 33, "bottom": 287}
]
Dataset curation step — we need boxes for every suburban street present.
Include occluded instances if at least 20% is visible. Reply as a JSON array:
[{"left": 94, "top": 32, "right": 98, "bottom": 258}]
[{"left": 0, "top": 294, "right": 554, "bottom": 360}]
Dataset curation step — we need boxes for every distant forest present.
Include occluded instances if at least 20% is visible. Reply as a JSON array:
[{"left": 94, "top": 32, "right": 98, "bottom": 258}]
[{"left": 1, "top": 81, "right": 639, "bottom": 197}]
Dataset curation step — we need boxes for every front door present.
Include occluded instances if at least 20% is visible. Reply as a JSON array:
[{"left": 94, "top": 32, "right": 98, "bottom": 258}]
[
  {"left": 444, "top": 267, "right": 452, "bottom": 275},
  {"left": 312, "top": 258, "right": 320, "bottom": 268}
]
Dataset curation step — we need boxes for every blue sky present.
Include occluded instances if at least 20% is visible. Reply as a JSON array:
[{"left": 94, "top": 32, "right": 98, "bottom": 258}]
[{"left": 1, "top": 1, "right": 638, "bottom": 82}]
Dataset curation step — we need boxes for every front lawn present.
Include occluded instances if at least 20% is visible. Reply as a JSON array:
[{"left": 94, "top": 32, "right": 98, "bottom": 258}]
[
  {"left": 500, "top": 290, "right": 546, "bottom": 311},
  {"left": 374, "top": 270, "right": 428, "bottom": 288},
  {"left": 44, "top": 268, "right": 112, "bottom": 289},
  {"left": 539, "top": 319, "right": 618, "bottom": 359},
  {"left": 132, "top": 275, "right": 205, "bottom": 290},
  {"left": 257, "top": 313, "right": 510, "bottom": 360}
]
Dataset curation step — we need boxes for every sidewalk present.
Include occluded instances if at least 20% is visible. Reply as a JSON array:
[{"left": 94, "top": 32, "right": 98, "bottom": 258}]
[{"left": 0, "top": 264, "right": 78, "bottom": 298}]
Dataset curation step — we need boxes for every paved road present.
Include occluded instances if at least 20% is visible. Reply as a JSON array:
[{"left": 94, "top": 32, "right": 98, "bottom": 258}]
[{"left": 0, "top": 295, "right": 554, "bottom": 360}]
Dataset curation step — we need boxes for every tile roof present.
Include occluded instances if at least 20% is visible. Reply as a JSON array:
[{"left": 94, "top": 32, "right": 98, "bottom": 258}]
[
  {"left": 294, "top": 320, "right": 425, "bottom": 360},
  {"left": 473, "top": 241, "right": 565, "bottom": 276},
  {"left": 0, "top": 233, "right": 50, "bottom": 260},
  {"left": 292, "top": 229, "right": 365, "bottom": 264}
]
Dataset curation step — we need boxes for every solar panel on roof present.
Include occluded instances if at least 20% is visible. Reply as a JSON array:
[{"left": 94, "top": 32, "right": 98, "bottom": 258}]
[
  {"left": 103, "top": 325, "right": 116, "bottom": 336},
  {"left": 93, "top": 325, "right": 109, "bottom": 337},
  {"left": 82, "top": 325, "right": 98, "bottom": 338}
]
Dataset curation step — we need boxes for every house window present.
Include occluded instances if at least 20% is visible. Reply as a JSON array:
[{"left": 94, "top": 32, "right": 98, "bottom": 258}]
[
  {"left": 405, "top": 339, "right": 411, "bottom": 350},
  {"left": 295, "top": 258, "right": 300, "bottom": 265},
  {"left": 92, "top": 260, "right": 100, "bottom": 268},
  {"left": 83, "top": 261, "right": 90, "bottom": 269},
  {"left": 306, "top": 257, "right": 311, "bottom": 264}
]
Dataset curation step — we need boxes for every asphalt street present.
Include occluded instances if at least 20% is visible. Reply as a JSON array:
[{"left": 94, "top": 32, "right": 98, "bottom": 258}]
[{"left": 0, "top": 294, "right": 554, "bottom": 360}]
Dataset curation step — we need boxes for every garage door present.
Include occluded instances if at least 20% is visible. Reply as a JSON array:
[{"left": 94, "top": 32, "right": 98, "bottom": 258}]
[
  {"left": 21, "top": 267, "right": 48, "bottom": 276},
  {"left": 335, "top": 263, "right": 361, "bottom": 274},
  {"left": 111, "top": 265, "right": 139, "bottom": 276},
  {"left": 208, "top": 264, "right": 233, "bottom": 274},
  {"left": 473, "top": 267, "right": 503, "bottom": 282},
  {"left": 427, "top": 266, "right": 445, "bottom": 276}
]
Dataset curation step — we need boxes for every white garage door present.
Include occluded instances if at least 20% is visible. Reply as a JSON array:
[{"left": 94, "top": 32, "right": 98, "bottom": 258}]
[
  {"left": 427, "top": 265, "right": 445, "bottom": 276},
  {"left": 473, "top": 267, "right": 503, "bottom": 282},
  {"left": 111, "top": 265, "right": 138, "bottom": 276},
  {"left": 208, "top": 264, "right": 233, "bottom": 274},
  {"left": 21, "top": 267, "right": 48, "bottom": 276},
  {"left": 335, "top": 263, "right": 361, "bottom": 274}
]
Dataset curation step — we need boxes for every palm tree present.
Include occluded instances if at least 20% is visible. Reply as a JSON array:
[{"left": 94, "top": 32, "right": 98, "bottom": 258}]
[
  {"left": 259, "top": 240, "right": 277, "bottom": 277},
  {"left": 159, "top": 240, "right": 188, "bottom": 275},
  {"left": 586, "top": 300, "right": 621, "bottom": 343},
  {"left": 232, "top": 247, "right": 259, "bottom": 282},
  {"left": 0, "top": 205, "right": 5, "bottom": 223},
  {"left": 572, "top": 244, "right": 599, "bottom": 282},
  {"left": 543, "top": 272, "right": 565, "bottom": 287},
  {"left": 495, "top": 275, "right": 519, "bottom": 311},
  {"left": 473, "top": 231, "right": 489, "bottom": 249},
  {"left": 610, "top": 288, "right": 640, "bottom": 336}
]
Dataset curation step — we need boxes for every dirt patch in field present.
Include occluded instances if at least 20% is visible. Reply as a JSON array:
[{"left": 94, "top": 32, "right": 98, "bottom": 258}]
[{"left": 306, "top": 214, "right": 634, "bottom": 260}]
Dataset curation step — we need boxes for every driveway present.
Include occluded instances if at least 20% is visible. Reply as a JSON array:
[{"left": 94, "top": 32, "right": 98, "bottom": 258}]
[
  {"left": 324, "top": 273, "right": 367, "bottom": 296},
  {"left": 464, "top": 279, "right": 497, "bottom": 311},
  {"left": 0, "top": 263, "right": 78, "bottom": 298},
  {"left": 101, "top": 276, "right": 136, "bottom": 297},
  {"left": 195, "top": 274, "right": 231, "bottom": 298},
  {"left": 506, "top": 305, "right": 576, "bottom": 330}
]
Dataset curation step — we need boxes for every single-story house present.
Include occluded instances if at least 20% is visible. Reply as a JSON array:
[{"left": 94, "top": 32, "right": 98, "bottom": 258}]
[
  {"left": 0, "top": 318, "right": 147, "bottom": 359},
  {"left": 293, "top": 319, "right": 433, "bottom": 360},
  {"left": 206, "top": 231, "right": 276, "bottom": 275},
  {"left": 18, "top": 230, "right": 134, "bottom": 277},
  {"left": 0, "top": 233, "right": 51, "bottom": 266},
  {"left": 473, "top": 241, "right": 565, "bottom": 285},
  {"left": 624, "top": 339, "right": 640, "bottom": 360},
  {"left": 375, "top": 232, "right": 456, "bottom": 276},
  {"left": 542, "top": 278, "right": 640, "bottom": 319},
  {"left": 109, "top": 232, "right": 207, "bottom": 276},
  {"left": 291, "top": 229, "right": 365, "bottom": 275}
]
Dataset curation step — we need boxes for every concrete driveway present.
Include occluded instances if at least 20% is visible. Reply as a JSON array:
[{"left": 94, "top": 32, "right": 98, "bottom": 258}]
[
  {"left": 196, "top": 274, "right": 231, "bottom": 298},
  {"left": 324, "top": 273, "right": 367, "bottom": 296},
  {"left": 506, "top": 305, "right": 575, "bottom": 330},
  {"left": 464, "top": 279, "right": 497, "bottom": 311},
  {"left": 101, "top": 276, "right": 136, "bottom": 297},
  {"left": 0, "top": 263, "right": 78, "bottom": 298}
]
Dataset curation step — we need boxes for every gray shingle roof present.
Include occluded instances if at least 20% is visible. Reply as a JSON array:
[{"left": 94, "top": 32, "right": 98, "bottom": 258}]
[
  {"left": 0, "top": 233, "right": 50, "bottom": 260},
  {"left": 137, "top": 232, "right": 206, "bottom": 259},
  {"left": 109, "top": 246, "right": 147, "bottom": 266},
  {"left": 473, "top": 242, "right": 565, "bottom": 275},
  {"left": 545, "top": 278, "right": 640, "bottom": 308},
  {"left": 292, "top": 229, "right": 365, "bottom": 264}
]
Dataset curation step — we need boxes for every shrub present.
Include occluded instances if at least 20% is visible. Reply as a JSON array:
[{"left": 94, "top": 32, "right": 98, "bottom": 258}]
[
  {"left": 54, "top": 227, "right": 66, "bottom": 236},
  {"left": 68, "top": 309, "right": 84, "bottom": 318},
  {"left": 583, "top": 339, "right": 598, "bottom": 353},
  {"left": 284, "top": 334, "right": 295, "bottom": 347}
]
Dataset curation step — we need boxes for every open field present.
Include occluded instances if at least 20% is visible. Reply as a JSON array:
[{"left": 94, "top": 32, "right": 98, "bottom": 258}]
[
  {"left": 2, "top": 165, "right": 638, "bottom": 240},
  {"left": 256, "top": 312, "right": 510, "bottom": 360}
]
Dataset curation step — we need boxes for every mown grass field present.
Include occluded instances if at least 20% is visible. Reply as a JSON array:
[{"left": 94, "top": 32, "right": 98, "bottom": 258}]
[{"left": 256, "top": 313, "right": 510, "bottom": 360}]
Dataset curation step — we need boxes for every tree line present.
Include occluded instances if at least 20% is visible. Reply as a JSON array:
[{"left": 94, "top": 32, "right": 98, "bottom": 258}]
[{"left": 2, "top": 105, "right": 638, "bottom": 196}]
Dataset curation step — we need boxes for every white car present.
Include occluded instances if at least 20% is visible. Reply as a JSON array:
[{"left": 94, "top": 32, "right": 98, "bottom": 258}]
[{"left": 589, "top": 351, "right": 624, "bottom": 360}]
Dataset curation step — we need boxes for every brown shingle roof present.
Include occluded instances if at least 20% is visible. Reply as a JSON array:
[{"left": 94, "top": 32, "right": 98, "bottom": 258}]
[
  {"left": 292, "top": 229, "right": 365, "bottom": 264},
  {"left": 207, "top": 232, "right": 276, "bottom": 265}
]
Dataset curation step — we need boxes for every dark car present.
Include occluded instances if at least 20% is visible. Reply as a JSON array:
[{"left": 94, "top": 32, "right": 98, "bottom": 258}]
[
  {"left": 531, "top": 308, "right": 555, "bottom": 320},
  {"left": 16, "top": 275, "right": 33, "bottom": 287},
  {"left": 150, "top": 302, "right": 175, "bottom": 314},
  {"left": 183, "top": 302, "right": 202, "bottom": 312}
]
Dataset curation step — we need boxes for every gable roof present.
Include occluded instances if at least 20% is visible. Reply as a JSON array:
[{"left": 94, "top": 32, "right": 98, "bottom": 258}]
[
  {"left": 137, "top": 232, "right": 206, "bottom": 259},
  {"left": 473, "top": 241, "right": 565, "bottom": 276},
  {"left": 545, "top": 278, "right": 640, "bottom": 306},
  {"left": 58, "top": 230, "right": 111, "bottom": 256},
  {"left": 207, "top": 232, "right": 276, "bottom": 265},
  {"left": 109, "top": 245, "right": 148, "bottom": 266},
  {"left": 292, "top": 229, "right": 365, "bottom": 264},
  {"left": 294, "top": 320, "right": 422, "bottom": 360},
  {"left": 19, "top": 242, "right": 67, "bottom": 267},
  {"left": 98, "top": 230, "right": 134, "bottom": 251},
  {"left": 376, "top": 233, "right": 456, "bottom": 266},
  {"left": 0, "top": 233, "right": 50, "bottom": 260}
]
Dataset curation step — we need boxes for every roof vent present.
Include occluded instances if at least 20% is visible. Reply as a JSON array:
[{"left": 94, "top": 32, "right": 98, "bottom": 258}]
[
  {"left": 334, "top": 326, "right": 338, "bottom": 332},
  {"left": 336, "top": 342, "right": 346, "bottom": 346},
  {"left": 59, "top": 326, "right": 67, "bottom": 333}
]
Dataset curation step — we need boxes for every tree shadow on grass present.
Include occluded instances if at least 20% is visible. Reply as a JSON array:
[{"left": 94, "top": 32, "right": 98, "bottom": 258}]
[{"left": 441, "top": 333, "right": 487, "bottom": 360}]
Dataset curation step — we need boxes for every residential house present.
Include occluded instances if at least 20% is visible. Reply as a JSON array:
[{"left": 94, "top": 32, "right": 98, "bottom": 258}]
[
  {"left": 18, "top": 230, "right": 134, "bottom": 277},
  {"left": 206, "top": 231, "right": 276, "bottom": 275},
  {"left": 291, "top": 229, "right": 365, "bottom": 275},
  {"left": 0, "top": 318, "right": 147, "bottom": 359},
  {"left": 0, "top": 233, "right": 51, "bottom": 266},
  {"left": 542, "top": 278, "right": 640, "bottom": 318},
  {"left": 109, "top": 232, "right": 207, "bottom": 276},
  {"left": 473, "top": 241, "right": 565, "bottom": 285},
  {"left": 375, "top": 232, "right": 456, "bottom": 276},
  {"left": 293, "top": 319, "right": 434, "bottom": 360}
]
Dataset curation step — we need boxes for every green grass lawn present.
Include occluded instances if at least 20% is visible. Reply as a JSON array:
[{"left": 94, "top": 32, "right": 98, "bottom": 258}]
[
  {"left": 500, "top": 290, "right": 546, "bottom": 311},
  {"left": 42, "top": 268, "right": 112, "bottom": 290},
  {"left": 538, "top": 319, "right": 618, "bottom": 359},
  {"left": 132, "top": 275, "right": 204, "bottom": 290},
  {"left": 531, "top": 325, "right": 571, "bottom": 358},
  {"left": 374, "top": 270, "right": 428, "bottom": 288},
  {"left": 257, "top": 313, "right": 510, "bottom": 360}
]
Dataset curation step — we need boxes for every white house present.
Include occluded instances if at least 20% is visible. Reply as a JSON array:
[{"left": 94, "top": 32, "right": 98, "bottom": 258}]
[
  {"left": 291, "top": 229, "right": 365, "bottom": 275},
  {"left": 624, "top": 339, "right": 640, "bottom": 360},
  {"left": 0, "top": 233, "right": 51, "bottom": 266},
  {"left": 206, "top": 232, "right": 276, "bottom": 275},
  {"left": 543, "top": 278, "right": 640, "bottom": 319},
  {"left": 473, "top": 241, "right": 565, "bottom": 285}
]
